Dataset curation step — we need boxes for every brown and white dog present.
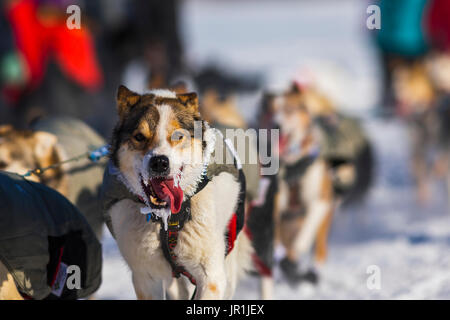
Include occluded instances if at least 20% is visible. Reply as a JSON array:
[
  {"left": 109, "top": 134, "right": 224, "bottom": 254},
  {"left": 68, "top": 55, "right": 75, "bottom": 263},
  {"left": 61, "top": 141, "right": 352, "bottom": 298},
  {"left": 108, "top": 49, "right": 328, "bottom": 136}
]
[
  {"left": 103, "top": 86, "right": 252, "bottom": 300},
  {"left": 0, "top": 117, "right": 106, "bottom": 238},
  {"left": 272, "top": 86, "right": 335, "bottom": 285},
  {"left": 297, "top": 86, "right": 373, "bottom": 206},
  {"left": 0, "top": 125, "right": 67, "bottom": 192}
]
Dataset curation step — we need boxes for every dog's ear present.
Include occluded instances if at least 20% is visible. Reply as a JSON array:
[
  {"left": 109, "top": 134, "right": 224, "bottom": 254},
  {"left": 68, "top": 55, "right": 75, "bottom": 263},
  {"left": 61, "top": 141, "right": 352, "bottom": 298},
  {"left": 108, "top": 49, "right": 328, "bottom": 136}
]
[
  {"left": 33, "top": 131, "right": 58, "bottom": 168},
  {"left": 170, "top": 81, "right": 188, "bottom": 94},
  {"left": 289, "top": 82, "right": 303, "bottom": 94},
  {"left": 117, "top": 85, "right": 141, "bottom": 117},
  {"left": 177, "top": 92, "right": 199, "bottom": 112}
]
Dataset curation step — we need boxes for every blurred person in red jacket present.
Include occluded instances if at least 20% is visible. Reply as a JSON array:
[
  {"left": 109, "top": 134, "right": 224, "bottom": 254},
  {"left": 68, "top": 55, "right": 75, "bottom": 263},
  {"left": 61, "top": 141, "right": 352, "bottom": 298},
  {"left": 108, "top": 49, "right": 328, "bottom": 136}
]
[
  {"left": 1, "top": 0, "right": 103, "bottom": 127},
  {"left": 426, "top": 0, "right": 450, "bottom": 51}
]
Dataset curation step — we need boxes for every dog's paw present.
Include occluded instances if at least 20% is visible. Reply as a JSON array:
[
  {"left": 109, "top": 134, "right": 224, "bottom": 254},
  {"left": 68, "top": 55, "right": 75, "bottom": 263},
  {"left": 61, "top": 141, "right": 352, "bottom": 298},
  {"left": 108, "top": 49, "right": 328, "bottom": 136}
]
[{"left": 279, "top": 258, "right": 320, "bottom": 287}]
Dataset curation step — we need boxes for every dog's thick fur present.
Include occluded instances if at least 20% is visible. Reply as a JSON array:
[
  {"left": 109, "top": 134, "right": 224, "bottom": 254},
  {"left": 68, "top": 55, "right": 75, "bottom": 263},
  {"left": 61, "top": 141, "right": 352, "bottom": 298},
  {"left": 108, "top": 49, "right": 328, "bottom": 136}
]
[
  {"left": 197, "top": 87, "right": 273, "bottom": 298},
  {"left": 0, "top": 124, "right": 67, "bottom": 192},
  {"left": 0, "top": 261, "right": 23, "bottom": 300},
  {"left": 106, "top": 86, "right": 252, "bottom": 300}
]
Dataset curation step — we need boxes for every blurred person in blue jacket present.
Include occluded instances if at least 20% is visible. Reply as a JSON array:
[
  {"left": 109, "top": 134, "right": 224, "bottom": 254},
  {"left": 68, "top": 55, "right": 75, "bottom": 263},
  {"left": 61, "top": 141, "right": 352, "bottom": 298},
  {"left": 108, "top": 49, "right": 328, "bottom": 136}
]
[{"left": 375, "top": 0, "right": 430, "bottom": 114}]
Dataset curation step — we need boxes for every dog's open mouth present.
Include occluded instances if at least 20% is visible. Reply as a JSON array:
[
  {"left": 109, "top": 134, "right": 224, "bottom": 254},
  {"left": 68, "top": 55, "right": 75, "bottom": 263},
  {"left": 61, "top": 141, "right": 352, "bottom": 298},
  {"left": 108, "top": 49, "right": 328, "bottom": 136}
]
[{"left": 140, "top": 176, "right": 183, "bottom": 213}]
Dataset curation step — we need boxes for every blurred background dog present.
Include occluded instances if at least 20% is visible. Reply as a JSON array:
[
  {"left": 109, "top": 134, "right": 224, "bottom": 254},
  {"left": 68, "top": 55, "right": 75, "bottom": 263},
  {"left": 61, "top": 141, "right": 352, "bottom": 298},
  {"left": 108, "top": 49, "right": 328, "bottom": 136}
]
[{"left": 0, "top": 116, "right": 107, "bottom": 240}]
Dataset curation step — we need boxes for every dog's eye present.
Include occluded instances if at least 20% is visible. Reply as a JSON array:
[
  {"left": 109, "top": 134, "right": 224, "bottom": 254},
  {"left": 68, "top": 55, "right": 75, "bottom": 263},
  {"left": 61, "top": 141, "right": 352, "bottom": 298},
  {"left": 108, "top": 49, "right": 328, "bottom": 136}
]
[
  {"left": 0, "top": 160, "right": 7, "bottom": 169},
  {"left": 171, "top": 131, "right": 185, "bottom": 142},
  {"left": 134, "top": 133, "right": 146, "bottom": 142}
]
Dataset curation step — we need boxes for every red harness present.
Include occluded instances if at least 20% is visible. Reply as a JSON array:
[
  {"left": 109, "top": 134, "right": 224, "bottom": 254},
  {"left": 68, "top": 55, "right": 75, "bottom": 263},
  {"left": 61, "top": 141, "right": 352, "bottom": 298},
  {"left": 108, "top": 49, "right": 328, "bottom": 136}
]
[{"left": 226, "top": 213, "right": 238, "bottom": 255}]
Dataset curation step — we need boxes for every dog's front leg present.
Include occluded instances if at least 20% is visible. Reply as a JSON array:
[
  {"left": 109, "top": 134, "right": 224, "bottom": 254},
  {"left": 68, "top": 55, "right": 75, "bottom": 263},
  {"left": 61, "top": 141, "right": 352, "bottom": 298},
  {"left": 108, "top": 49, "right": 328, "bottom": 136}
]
[
  {"left": 187, "top": 246, "right": 227, "bottom": 300},
  {"left": 194, "top": 266, "right": 227, "bottom": 300},
  {"left": 292, "top": 200, "right": 330, "bottom": 260},
  {"left": 132, "top": 272, "right": 167, "bottom": 300}
]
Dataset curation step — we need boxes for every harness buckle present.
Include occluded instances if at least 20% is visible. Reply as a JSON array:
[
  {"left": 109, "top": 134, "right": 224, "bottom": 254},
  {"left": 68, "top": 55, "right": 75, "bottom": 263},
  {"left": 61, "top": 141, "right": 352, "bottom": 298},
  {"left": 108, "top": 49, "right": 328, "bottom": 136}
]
[{"left": 168, "top": 221, "right": 180, "bottom": 230}]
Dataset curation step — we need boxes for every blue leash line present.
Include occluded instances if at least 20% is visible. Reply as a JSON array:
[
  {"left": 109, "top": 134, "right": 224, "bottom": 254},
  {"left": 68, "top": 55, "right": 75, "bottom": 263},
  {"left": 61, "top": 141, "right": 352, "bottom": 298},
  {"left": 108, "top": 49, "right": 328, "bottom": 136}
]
[
  {"left": 22, "top": 144, "right": 109, "bottom": 178},
  {"left": 88, "top": 145, "right": 110, "bottom": 162}
]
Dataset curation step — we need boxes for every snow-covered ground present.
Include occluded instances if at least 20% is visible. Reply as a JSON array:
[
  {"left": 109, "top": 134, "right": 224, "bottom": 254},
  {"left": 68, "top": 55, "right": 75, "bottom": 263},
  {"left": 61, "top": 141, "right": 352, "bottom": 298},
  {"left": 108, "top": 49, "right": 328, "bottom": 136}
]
[{"left": 96, "top": 0, "right": 450, "bottom": 299}]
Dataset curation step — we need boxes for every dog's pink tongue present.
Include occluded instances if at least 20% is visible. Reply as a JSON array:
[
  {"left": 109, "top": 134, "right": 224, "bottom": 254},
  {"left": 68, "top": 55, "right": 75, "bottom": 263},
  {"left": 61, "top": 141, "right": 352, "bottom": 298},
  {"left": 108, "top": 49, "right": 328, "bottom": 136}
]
[{"left": 150, "top": 178, "right": 183, "bottom": 213}]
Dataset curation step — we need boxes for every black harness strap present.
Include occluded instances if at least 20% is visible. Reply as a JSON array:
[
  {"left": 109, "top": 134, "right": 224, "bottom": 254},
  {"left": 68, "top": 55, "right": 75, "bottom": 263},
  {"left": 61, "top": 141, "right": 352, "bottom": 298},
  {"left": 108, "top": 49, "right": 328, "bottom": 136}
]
[
  {"left": 157, "top": 174, "right": 210, "bottom": 299},
  {"left": 224, "top": 136, "right": 247, "bottom": 248},
  {"left": 159, "top": 201, "right": 196, "bottom": 283},
  {"left": 283, "top": 155, "right": 317, "bottom": 184}
]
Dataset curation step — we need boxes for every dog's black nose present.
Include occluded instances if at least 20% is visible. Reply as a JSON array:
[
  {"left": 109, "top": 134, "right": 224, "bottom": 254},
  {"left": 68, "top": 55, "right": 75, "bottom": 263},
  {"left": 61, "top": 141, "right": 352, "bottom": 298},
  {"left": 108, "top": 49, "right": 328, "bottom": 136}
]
[{"left": 149, "top": 155, "right": 169, "bottom": 174}]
